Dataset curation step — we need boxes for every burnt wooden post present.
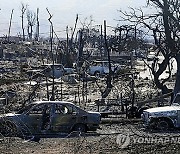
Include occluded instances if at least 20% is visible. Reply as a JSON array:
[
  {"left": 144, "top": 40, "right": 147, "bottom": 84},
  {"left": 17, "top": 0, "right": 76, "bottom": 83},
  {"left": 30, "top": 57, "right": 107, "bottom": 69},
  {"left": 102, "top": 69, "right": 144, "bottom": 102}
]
[
  {"left": 78, "top": 30, "right": 84, "bottom": 67},
  {"left": 100, "top": 25, "right": 103, "bottom": 58},
  {"left": 35, "top": 8, "right": 40, "bottom": 41},
  {"left": 45, "top": 76, "right": 50, "bottom": 100},
  {"left": 46, "top": 8, "right": 55, "bottom": 101},
  {"left": 70, "top": 14, "right": 78, "bottom": 53},
  {"left": 104, "top": 20, "right": 112, "bottom": 89},
  {"left": 120, "top": 93, "right": 124, "bottom": 112},
  {"left": 66, "top": 25, "right": 69, "bottom": 53},
  {"left": 0, "top": 47, "right": 3, "bottom": 59},
  {"left": 8, "top": 9, "right": 14, "bottom": 43},
  {"left": 131, "top": 74, "right": 135, "bottom": 109}
]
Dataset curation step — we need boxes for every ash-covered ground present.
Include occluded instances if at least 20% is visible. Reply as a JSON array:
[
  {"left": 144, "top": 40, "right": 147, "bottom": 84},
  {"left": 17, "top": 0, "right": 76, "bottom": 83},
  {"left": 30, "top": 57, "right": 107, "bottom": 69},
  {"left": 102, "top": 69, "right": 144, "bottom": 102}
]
[
  {"left": 1, "top": 119, "right": 180, "bottom": 154},
  {"left": 0, "top": 44, "right": 178, "bottom": 154}
]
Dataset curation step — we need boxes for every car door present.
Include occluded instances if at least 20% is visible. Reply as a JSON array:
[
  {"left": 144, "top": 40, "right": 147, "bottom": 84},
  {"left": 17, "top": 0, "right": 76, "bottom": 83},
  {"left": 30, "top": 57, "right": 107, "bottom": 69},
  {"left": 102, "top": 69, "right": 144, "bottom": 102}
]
[
  {"left": 22, "top": 103, "right": 52, "bottom": 133},
  {"left": 51, "top": 104, "right": 77, "bottom": 133},
  {"left": 177, "top": 110, "right": 180, "bottom": 127}
]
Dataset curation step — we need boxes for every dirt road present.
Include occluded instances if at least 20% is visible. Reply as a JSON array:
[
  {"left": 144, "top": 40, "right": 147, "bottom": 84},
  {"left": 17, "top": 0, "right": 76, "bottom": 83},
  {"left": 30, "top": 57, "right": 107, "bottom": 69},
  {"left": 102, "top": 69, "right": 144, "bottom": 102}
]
[{"left": 1, "top": 119, "right": 180, "bottom": 154}]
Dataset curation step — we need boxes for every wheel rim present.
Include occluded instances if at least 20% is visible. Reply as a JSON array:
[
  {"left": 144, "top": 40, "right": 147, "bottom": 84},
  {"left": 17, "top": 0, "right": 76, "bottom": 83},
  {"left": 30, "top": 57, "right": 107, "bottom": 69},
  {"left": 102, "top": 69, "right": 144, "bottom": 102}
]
[
  {"left": 1, "top": 122, "right": 17, "bottom": 136},
  {"left": 95, "top": 72, "right": 100, "bottom": 78},
  {"left": 74, "top": 124, "right": 86, "bottom": 132},
  {"left": 157, "top": 121, "right": 169, "bottom": 130}
]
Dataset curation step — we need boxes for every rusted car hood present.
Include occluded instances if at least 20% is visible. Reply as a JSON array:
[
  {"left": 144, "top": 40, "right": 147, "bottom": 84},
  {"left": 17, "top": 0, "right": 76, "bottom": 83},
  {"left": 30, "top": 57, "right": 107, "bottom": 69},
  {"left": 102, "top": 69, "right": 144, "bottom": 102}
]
[{"left": 144, "top": 105, "right": 180, "bottom": 113}]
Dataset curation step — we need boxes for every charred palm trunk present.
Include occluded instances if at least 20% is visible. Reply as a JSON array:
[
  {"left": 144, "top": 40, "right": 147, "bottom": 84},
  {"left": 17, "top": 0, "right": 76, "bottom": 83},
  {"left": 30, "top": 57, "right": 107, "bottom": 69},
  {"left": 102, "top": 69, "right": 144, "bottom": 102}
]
[{"left": 173, "top": 54, "right": 180, "bottom": 97}]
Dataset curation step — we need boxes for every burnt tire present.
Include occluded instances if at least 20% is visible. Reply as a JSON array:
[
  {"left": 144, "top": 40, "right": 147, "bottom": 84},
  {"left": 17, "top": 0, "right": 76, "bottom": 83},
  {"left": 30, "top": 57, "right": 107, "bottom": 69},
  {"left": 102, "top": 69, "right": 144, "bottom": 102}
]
[
  {"left": 73, "top": 124, "right": 86, "bottom": 132},
  {"left": 156, "top": 119, "right": 173, "bottom": 130},
  {"left": 135, "top": 106, "right": 149, "bottom": 118},
  {"left": 0, "top": 121, "right": 18, "bottom": 137},
  {"left": 94, "top": 71, "right": 100, "bottom": 78}
]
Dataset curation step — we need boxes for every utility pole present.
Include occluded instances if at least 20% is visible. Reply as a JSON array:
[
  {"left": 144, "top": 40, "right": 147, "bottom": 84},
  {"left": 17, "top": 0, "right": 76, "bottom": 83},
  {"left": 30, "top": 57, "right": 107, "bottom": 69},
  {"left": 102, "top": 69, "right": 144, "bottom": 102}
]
[
  {"left": 35, "top": 8, "right": 40, "bottom": 41},
  {"left": 100, "top": 25, "right": 103, "bottom": 59},
  {"left": 8, "top": 9, "right": 14, "bottom": 43},
  {"left": 66, "top": 25, "right": 69, "bottom": 53},
  {"left": 130, "top": 26, "right": 137, "bottom": 112},
  {"left": 46, "top": 8, "right": 55, "bottom": 101},
  {"left": 104, "top": 20, "right": 112, "bottom": 89},
  {"left": 100, "top": 20, "right": 113, "bottom": 99},
  {"left": 78, "top": 30, "right": 84, "bottom": 67},
  {"left": 70, "top": 14, "right": 78, "bottom": 53}
]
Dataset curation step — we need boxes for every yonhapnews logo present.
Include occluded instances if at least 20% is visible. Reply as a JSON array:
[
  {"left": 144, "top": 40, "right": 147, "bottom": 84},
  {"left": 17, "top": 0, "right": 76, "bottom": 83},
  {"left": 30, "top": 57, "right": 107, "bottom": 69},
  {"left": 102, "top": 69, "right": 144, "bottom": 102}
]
[
  {"left": 116, "top": 133, "right": 180, "bottom": 148},
  {"left": 116, "top": 134, "right": 131, "bottom": 148}
]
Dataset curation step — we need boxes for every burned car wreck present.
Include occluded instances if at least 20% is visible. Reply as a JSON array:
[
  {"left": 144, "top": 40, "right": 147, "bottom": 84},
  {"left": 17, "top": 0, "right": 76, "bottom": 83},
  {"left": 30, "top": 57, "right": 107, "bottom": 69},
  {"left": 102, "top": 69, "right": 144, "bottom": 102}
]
[
  {"left": 142, "top": 93, "right": 180, "bottom": 130},
  {"left": 0, "top": 101, "right": 101, "bottom": 136}
]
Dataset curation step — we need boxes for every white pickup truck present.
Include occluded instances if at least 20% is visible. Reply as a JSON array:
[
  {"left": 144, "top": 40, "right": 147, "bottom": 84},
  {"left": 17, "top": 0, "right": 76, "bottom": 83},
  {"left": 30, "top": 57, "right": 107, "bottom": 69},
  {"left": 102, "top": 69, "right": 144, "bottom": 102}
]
[
  {"left": 142, "top": 93, "right": 180, "bottom": 130},
  {"left": 88, "top": 61, "right": 120, "bottom": 77}
]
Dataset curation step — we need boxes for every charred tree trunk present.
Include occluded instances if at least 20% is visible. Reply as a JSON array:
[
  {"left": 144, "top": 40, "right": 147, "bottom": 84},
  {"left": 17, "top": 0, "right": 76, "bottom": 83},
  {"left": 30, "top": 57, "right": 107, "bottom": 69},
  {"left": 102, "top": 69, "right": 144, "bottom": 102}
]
[
  {"left": 69, "top": 14, "right": 78, "bottom": 53},
  {"left": 150, "top": 0, "right": 177, "bottom": 94},
  {"left": 101, "top": 20, "right": 113, "bottom": 99},
  {"left": 35, "top": 8, "right": 40, "bottom": 41},
  {"left": 22, "top": 17, "right": 25, "bottom": 41},
  {"left": 30, "top": 25, "right": 33, "bottom": 40},
  {"left": 152, "top": 55, "right": 171, "bottom": 94},
  {"left": 173, "top": 54, "right": 180, "bottom": 96},
  {"left": 78, "top": 30, "right": 84, "bottom": 67},
  {"left": 8, "top": 9, "right": 14, "bottom": 43},
  {"left": 27, "top": 9, "right": 36, "bottom": 41},
  {"left": 21, "top": 3, "right": 27, "bottom": 41}
]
